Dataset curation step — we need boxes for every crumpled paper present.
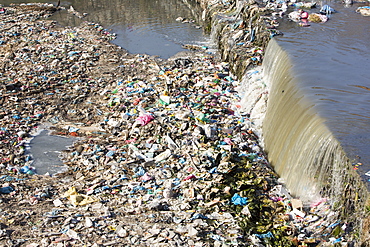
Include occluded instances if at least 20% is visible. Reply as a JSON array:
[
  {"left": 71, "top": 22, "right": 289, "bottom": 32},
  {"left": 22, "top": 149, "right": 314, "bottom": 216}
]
[{"left": 64, "top": 187, "right": 98, "bottom": 206}]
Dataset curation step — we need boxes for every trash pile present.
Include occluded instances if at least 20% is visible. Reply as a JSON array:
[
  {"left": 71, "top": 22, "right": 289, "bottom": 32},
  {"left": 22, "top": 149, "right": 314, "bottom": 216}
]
[
  {"left": 0, "top": 3, "right": 358, "bottom": 247},
  {"left": 356, "top": 6, "right": 370, "bottom": 17}
]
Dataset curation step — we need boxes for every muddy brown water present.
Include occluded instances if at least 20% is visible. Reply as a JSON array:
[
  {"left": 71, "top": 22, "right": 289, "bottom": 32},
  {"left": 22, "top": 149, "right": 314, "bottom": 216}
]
[
  {"left": 1, "top": 0, "right": 212, "bottom": 58},
  {"left": 272, "top": 1, "right": 370, "bottom": 188}
]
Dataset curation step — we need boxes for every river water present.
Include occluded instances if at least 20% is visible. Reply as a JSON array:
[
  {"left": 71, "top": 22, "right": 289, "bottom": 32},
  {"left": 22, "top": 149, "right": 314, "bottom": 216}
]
[
  {"left": 2, "top": 0, "right": 211, "bottom": 58},
  {"left": 274, "top": 1, "right": 370, "bottom": 185}
]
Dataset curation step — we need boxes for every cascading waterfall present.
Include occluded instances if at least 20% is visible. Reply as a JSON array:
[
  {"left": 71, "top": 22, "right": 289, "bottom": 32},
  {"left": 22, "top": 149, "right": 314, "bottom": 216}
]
[
  {"left": 204, "top": 2, "right": 368, "bottom": 238},
  {"left": 261, "top": 38, "right": 367, "bottom": 209}
]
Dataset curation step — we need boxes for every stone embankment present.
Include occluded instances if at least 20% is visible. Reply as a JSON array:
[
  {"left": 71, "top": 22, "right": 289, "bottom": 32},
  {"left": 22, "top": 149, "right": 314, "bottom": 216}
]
[
  {"left": 0, "top": 2, "right": 368, "bottom": 247},
  {"left": 192, "top": 0, "right": 281, "bottom": 78}
]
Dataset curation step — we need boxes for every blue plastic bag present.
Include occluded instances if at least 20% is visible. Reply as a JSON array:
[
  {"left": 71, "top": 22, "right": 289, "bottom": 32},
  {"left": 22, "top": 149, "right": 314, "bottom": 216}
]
[
  {"left": 231, "top": 193, "right": 248, "bottom": 206},
  {"left": 0, "top": 186, "right": 14, "bottom": 194}
]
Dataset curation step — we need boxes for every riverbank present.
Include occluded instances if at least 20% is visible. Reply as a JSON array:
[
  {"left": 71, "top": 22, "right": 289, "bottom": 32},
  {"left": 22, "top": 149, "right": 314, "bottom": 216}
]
[
  {"left": 195, "top": 0, "right": 370, "bottom": 245},
  {"left": 0, "top": 2, "right": 367, "bottom": 246}
]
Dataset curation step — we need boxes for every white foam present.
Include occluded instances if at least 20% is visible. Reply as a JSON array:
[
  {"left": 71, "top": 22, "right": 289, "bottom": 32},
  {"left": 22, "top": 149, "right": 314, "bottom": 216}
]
[{"left": 236, "top": 66, "right": 268, "bottom": 141}]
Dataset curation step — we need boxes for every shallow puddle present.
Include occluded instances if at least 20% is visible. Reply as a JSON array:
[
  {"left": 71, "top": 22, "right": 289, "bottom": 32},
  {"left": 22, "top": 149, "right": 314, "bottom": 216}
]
[{"left": 26, "top": 128, "right": 75, "bottom": 175}]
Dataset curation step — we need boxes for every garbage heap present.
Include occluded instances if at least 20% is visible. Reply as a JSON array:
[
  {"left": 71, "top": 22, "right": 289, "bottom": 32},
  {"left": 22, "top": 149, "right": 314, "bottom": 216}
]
[
  {"left": 194, "top": 0, "right": 370, "bottom": 245},
  {"left": 193, "top": 0, "right": 285, "bottom": 78},
  {"left": 0, "top": 3, "right": 361, "bottom": 247}
]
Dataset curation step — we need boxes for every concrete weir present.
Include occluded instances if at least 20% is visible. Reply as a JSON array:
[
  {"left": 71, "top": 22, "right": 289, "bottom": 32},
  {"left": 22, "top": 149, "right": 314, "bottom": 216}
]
[
  {"left": 191, "top": 0, "right": 370, "bottom": 244},
  {"left": 262, "top": 39, "right": 369, "bottom": 225}
]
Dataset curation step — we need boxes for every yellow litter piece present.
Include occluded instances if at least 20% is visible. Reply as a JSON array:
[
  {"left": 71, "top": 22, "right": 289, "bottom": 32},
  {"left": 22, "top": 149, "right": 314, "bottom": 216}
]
[{"left": 64, "top": 187, "right": 98, "bottom": 206}]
